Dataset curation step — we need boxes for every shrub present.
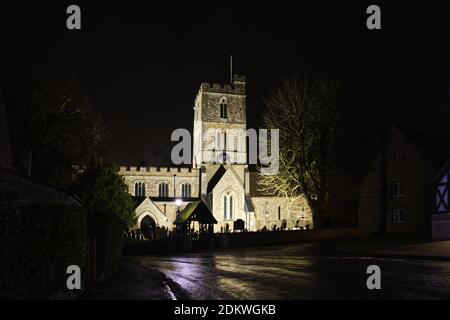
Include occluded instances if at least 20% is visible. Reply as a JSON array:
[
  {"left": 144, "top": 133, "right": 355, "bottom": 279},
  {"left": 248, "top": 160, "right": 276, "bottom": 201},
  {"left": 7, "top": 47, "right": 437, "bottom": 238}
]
[{"left": 0, "top": 198, "right": 87, "bottom": 298}]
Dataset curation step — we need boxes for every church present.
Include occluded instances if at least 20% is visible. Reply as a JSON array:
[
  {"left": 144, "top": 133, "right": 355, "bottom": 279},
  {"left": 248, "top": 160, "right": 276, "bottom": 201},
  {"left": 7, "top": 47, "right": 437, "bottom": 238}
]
[{"left": 119, "top": 74, "right": 312, "bottom": 238}]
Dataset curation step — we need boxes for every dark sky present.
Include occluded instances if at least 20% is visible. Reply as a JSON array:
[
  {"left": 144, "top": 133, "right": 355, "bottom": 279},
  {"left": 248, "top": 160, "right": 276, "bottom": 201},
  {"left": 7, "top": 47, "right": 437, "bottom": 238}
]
[{"left": 1, "top": 1, "right": 450, "bottom": 164}]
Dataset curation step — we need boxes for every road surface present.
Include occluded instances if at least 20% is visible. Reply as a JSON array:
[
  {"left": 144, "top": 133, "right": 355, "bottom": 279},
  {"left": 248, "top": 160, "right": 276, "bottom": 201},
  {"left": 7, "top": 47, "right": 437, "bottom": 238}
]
[{"left": 124, "top": 242, "right": 450, "bottom": 300}]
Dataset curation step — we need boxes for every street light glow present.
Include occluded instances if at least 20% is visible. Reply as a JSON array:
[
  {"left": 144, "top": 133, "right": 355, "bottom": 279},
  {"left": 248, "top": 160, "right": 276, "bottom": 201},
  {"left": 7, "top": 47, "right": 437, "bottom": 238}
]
[{"left": 175, "top": 199, "right": 182, "bottom": 206}]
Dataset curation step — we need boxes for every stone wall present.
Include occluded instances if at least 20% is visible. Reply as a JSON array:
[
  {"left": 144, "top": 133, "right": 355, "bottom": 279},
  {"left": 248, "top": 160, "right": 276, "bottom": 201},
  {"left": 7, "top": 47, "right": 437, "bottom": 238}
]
[
  {"left": 358, "top": 127, "right": 438, "bottom": 236},
  {"left": 358, "top": 157, "right": 383, "bottom": 235},
  {"left": 384, "top": 128, "right": 435, "bottom": 235},
  {"left": 119, "top": 166, "right": 200, "bottom": 198},
  {"left": 252, "top": 196, "right": 312, "bottom": 231}
]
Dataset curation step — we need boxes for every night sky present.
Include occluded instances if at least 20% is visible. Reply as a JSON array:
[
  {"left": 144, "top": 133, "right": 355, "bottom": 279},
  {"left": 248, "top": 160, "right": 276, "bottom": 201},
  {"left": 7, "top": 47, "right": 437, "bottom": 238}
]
[{"left": 1, "top": 1, "right": 449, "bottom": 164}]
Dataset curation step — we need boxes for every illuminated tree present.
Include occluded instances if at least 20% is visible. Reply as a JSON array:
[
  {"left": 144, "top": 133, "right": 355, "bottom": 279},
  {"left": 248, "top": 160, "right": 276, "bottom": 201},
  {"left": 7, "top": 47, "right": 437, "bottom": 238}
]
[{"left": 258, "top": 75, "right": 349, "bottom": 228}]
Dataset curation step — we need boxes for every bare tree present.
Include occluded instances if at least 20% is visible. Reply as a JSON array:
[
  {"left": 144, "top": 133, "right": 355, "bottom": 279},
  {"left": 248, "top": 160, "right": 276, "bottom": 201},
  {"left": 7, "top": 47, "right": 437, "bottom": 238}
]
[
  {"left": 3, "top": 77, "right": 109, "bottom": 186},
  {"left": 258, "top": 74, "right": 348, "bottom": 228}
]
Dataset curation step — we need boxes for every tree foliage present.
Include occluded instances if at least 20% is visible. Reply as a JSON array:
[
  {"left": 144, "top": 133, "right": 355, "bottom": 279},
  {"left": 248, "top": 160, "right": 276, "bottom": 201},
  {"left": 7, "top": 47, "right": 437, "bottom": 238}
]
[
  {"left": 258, "top": 74, "right": 349, "bottom": 227},
  {"left": 71, "top": 163, "right": 135, "bottom": 228}
]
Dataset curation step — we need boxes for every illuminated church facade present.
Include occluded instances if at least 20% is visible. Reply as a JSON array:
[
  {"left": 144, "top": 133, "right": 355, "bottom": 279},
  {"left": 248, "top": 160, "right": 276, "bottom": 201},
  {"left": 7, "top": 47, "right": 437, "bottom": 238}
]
[{"left": 119, "top": 75, "right": 312, "bottom": 238}]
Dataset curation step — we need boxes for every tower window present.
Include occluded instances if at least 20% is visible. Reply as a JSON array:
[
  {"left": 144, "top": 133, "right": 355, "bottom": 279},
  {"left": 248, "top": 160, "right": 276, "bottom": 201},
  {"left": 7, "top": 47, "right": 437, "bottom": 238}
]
[
  {"left": 220, "top": 152, "right": 230, "bottom": 163},
  {"left": 219, "top": 98, "right": 228, "bottom": 119},
  {"left": 158, "top": 182, "right": 169, "bottom": 197},
  {"left": 224, "top": 131, "right": 227, "bottom": 150},
  {"left": 216, "top": 131, "right": 221, "bottom": 150}
]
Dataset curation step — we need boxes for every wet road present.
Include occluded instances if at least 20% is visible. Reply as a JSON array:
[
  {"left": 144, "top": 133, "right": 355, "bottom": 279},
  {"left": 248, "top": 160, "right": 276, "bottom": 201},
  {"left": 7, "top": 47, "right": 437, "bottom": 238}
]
[{"left": 129, "top": 243, "right": 450, "bottom": 299}]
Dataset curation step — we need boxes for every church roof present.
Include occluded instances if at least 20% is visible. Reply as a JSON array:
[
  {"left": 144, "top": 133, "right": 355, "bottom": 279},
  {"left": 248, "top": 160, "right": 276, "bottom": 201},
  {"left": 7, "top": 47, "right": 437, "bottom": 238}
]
[
  {"left": 174, "top": 200, "right": 217, "bottom": 225},
  {"left": 0, "top": 166, "right": 82, "bottom": 207},
  {"left": 397, "top": 126, "right": 450, "bottom": 168},
  {"left": 132, "top": 196, "right": 147, "bottom": 208},
  {"left": 206, "top": 165, "right": 227, "bottom": 193},
  {"left": 245, "top": 195, "right": 255, "bottom": 212}
]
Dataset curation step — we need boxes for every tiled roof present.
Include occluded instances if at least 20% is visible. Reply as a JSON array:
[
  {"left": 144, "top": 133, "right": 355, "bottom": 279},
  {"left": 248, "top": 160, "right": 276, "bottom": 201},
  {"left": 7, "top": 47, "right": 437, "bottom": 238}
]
[
  {"left": 174, "top": 200, "right": 217, "bottom": 225},
  {"left": 206, "top": 165, "right": 226, "bottom": 193},
  {"left": 0, "top": 166, "right": 81, "bottom": 207},
  {"left": 398, "top": 127, "right": 450, "bottom": 167}
]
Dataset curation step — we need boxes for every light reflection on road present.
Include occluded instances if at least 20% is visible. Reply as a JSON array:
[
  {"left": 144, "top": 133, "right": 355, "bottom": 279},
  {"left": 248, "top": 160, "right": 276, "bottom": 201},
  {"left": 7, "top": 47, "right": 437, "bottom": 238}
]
[{"left": 132, "top": 243, "right": 450, "bottom": 300}]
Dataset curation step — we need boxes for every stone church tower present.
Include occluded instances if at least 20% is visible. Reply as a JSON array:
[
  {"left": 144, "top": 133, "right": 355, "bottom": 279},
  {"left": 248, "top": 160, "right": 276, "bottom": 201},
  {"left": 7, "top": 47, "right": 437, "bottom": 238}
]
[
  {"left": 192, "top": 74, "right": 247, "bottom": 168},
  {"left": 191, "top": 74, "right": 255, "bottom": 232}
]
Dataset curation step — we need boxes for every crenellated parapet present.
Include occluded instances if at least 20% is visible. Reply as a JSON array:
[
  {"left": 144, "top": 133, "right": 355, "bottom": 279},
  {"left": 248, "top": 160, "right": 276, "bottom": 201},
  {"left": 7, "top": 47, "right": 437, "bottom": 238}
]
[
  {"left": 119, "top": 166, "right": 199, "bottom": 176},
  {"left": 199, "top": 74, "right": 246, "bottom": 96}
]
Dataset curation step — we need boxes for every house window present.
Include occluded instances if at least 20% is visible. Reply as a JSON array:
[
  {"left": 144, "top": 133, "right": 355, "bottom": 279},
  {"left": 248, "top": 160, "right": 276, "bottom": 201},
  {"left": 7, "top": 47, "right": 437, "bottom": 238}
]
[
  {"left": 436, "top": 169, "right": 449, "bottom": 213},
  {"left": 219, "top": 98, "right": 228, "bottom": 119},
  {"left": 392, "top": 182, "right": 404, "bottom": 198},
  {"left": 135, "top": 182, "right": 145, "bottom": 197},
  {"left": 278, "top": 206, "right": 281, "bottom": 220},
  {"left": 158, "top": 182, "right": 169, "bottom": 197},
  {"left": 392, "top": 208, "right": 405, "bottom": 224},
  {"left": 181, "top": 183, "right": 191, "bottom": 198}
]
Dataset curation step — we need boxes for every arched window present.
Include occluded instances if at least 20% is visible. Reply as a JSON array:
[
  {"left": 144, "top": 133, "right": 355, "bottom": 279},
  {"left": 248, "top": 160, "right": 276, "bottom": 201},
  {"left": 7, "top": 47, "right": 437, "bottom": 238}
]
[
  {"left": 219, "top": 97, "right": 227, "bottom": 119},
  {"left": 223, "top": 192, "right": 234, "bottom": 220},
  {"left": 223, "top": 196, "right": 228, "bottom": 219},
  {"left": 216, "top": 131, "right": 221, "bottom": 150},
  {"left": 135, "top": 182, "right": 146, "bottom": 197},
  {"left": 224, "top": 131, "right": 227, "bottom": 150},
  {"left": 229, "top": 195, "right": 233, "bottom": 219},
  {"left": 158, "top": 182, "right": 169, "bottom": 198},
  {"left": 181, "top": 183, "right": 191, "bottom": 198}
]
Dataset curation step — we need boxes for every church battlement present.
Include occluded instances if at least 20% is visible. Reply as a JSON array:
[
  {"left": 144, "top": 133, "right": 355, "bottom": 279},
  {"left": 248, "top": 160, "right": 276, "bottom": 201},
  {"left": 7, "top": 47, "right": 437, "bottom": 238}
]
[
  {"left": 119, "top": 165, "right": 198, "bottom": 176},
  {"left": 233, "top": 74, "right": 246, "bottom": 83},
  {"left": 199, "top": 74, "right": 246, "bottom": 95}
]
